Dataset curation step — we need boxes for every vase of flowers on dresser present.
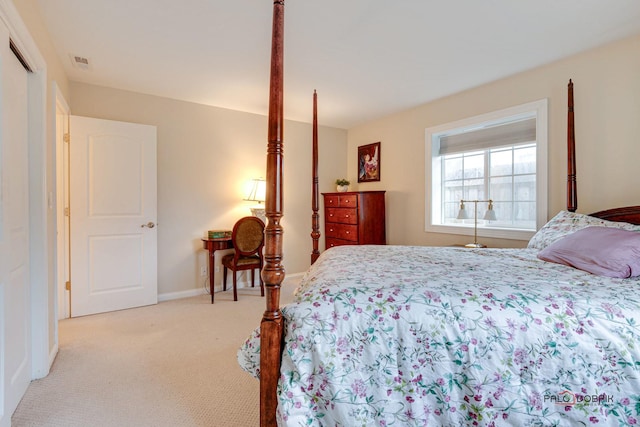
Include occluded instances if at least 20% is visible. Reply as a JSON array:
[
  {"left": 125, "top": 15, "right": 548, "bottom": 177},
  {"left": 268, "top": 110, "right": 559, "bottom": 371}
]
[{"left": 335, "top": 179, "right": 350, "bottom": 192}]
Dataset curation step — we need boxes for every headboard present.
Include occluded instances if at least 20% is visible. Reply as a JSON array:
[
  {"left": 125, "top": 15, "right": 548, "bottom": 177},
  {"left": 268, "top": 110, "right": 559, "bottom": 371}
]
[{"left": 590, "top": 206, "right": 640, "bottom": 225}]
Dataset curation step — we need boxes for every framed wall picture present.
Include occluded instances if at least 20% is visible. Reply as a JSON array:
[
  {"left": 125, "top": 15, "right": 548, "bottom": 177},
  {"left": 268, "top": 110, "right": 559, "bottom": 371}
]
[{"left": 357, "top": 142, "right": 380, "bottom": 182}]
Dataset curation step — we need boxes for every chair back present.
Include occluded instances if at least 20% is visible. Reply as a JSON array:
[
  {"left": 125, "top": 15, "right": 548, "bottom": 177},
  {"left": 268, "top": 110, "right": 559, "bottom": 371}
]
[{"left": 232, "top": 216, "right": 265, "bottom": 257}]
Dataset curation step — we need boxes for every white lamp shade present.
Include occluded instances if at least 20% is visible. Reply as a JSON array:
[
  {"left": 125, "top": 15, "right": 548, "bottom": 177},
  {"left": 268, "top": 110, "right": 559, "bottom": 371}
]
[
  {"left": 483, "top": 200, "right": 497, "bottom": 221},
  {"left": 244, "top": 178, "right": 266, "bottom": 203},
  {"left": 456, "top": 200, "right": 468, "bottom": 219},
  {"left": 483, "top": 208, "right": 497, "bottom": 221}
]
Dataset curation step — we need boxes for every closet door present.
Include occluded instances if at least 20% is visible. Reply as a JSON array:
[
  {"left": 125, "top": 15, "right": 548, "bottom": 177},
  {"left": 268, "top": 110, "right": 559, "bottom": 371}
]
[{"left": 0, "top": 20, "right": 32, "bottom": 425}]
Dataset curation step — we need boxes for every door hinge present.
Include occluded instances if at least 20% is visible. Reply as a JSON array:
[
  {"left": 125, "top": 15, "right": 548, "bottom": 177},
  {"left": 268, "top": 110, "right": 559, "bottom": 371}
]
[
  {"left": 65, "top": 281, "right": 71, "bottom": 291},
  {"left": 63, "top": 133, "right": 70, "bottom": 143},
  {"left": 64, "top": 207, "right": 70, "bottom": 217}
]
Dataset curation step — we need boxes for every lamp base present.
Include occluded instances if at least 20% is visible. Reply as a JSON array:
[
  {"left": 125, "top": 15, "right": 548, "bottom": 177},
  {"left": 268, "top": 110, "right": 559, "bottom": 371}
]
[
  {"left": 250, "top": 207, "right": 266, "bottom": 223},
  {"left": 464, "top": 242, "right": 487, "bottom": 248}
]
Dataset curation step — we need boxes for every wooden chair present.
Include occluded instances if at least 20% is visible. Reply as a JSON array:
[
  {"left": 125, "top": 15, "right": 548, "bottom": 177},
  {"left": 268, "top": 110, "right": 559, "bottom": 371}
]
[{"left": 221, "top": 216, "right": 265, "bottom": 301}]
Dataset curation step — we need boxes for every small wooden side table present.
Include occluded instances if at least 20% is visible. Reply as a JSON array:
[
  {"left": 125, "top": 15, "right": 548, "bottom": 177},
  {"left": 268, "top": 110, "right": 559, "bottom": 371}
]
[{"left": 202, "top": 237, "right": 233, "bottom": 303}]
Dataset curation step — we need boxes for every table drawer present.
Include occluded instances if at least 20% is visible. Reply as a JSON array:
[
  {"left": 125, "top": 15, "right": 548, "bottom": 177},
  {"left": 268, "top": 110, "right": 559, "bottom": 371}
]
[
  {"left": 325, "top": 194, "right": 358, "bottom": 208},
  {"left": 326, "top": 223, "right": 358, "bottom": 241},
  {"left": 326, "top": 207, "right": 357, "bottom": 224},
  {"left": 326, "top": 237, "right": 357, "bottom": 249}
]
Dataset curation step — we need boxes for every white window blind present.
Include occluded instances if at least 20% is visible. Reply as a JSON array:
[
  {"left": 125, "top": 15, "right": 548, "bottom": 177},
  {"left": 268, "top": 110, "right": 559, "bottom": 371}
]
[{"left": 438, "top": 117, "right": 536, "bottom": 156}]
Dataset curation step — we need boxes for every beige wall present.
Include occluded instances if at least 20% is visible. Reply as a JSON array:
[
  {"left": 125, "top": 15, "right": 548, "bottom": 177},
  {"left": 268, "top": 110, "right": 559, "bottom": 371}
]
[
  {"left": 347, "top": 33, "right": 640, "bottom": 248},
  {"left": 70, "top": 82, "right": 347, "bottom": 297}
]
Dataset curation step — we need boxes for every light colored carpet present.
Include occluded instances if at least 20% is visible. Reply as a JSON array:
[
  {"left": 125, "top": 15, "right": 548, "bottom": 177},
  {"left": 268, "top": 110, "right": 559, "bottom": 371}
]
[{"left": 12, "top": 276, "right": 300, "bottom": 427}]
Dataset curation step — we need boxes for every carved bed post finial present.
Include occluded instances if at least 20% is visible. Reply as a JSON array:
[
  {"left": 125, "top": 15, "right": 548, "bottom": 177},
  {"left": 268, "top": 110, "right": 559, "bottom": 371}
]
[
  {"left": 567, "top": 79, "right": 577, "bottom": 212},
  {"left": 260, "top": 0, "right": 285, "bottom": 426},
  {"left": 311, "top": 90, "right": 320, "bottom": 264}
]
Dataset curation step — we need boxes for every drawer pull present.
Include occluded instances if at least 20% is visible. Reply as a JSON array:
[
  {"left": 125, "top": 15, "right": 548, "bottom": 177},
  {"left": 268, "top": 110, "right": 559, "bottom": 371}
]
[
  {"left": 345, "top": 215, "right": 350, "bottom": 218},
  {"left": 329, "top": 228, "right": 334, "bottom": 232},
  {"left": 346, "top": 231, "right": 350, "bottom": 234}
]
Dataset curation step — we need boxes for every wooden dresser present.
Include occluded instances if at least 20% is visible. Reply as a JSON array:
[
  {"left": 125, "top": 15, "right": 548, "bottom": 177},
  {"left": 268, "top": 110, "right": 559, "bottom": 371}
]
[{"left": 322, "top": 191, "right": 386, "bottom": 248}]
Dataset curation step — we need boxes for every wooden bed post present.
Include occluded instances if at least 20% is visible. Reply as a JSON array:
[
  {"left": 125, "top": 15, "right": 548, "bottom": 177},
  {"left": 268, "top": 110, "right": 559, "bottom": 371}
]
[
  {"left": 567, "top": 79, "right": 577, "bottom": 212},
  {"left": 311, "top": 90, "right": 320, "bottom": 264},
  {"left": 260, "top": 1, "right": 285, "bottom": 426}
]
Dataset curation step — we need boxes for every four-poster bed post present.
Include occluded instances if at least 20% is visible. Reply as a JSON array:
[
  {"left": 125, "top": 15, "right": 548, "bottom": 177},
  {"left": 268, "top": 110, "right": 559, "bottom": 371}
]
[
  {"left": 567, "top": 79, "right": 577, "bottom": 212},
  {"left": 260, "top": 1, "right": 285, "bottom": 426},
  {"left": 311, "top": 90, "right": 320, "bottom": 264}
]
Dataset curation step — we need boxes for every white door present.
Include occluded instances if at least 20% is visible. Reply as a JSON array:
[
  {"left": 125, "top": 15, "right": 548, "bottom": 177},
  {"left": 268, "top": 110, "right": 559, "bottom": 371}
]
[
  {"left": 0, "top": 21, "right": 32, "bottom": 425},
  {"left": 70, "top": 116, "right": 157, "bottom": 317}
]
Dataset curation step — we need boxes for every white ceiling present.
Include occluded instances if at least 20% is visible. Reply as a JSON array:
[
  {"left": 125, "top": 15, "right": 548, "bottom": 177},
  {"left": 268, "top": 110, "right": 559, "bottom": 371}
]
[{"left": 36, "top": 0, "right": 640, "bottom": 129}]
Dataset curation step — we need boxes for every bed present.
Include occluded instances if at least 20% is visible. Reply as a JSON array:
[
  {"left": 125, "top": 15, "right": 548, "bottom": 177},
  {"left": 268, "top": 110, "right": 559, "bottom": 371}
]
[
  {"left": 245, "top": 2, "right": 640, "bottom": 425},
  {"left": 242, "top": 220, "right": 640, "bottom": 425}
]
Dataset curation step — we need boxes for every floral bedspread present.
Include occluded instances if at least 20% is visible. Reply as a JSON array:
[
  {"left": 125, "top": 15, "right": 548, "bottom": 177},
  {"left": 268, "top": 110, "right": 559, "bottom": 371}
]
[{"left": 238, "top": 245, "right": 640, "bottom": 426}]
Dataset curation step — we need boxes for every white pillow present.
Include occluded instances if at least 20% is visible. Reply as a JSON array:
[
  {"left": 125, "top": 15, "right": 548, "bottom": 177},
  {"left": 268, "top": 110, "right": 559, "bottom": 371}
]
[{"left": 527, "top": 210, "right": 640, "bottom": 250}]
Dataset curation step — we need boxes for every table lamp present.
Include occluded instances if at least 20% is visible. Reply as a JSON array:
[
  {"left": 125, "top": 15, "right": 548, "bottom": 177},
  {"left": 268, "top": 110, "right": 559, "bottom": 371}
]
[{"left": 457, "top": 199, "right": 496, "bottom": 248}]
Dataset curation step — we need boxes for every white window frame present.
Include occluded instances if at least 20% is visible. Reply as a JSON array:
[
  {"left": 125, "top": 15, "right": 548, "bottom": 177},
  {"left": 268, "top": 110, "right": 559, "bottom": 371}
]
[{"left": 425, "top": 99, "right": 548, "bottom": 241}]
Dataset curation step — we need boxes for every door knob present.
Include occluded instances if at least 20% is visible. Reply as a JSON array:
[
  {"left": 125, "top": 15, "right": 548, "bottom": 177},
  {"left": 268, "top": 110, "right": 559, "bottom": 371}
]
[{"left": 141, "top": 222, "right": 156, "bottom": 228}]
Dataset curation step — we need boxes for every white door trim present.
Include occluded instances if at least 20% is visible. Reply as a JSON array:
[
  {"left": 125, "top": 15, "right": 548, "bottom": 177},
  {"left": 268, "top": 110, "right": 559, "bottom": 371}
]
[
  {"left": 0, "top": 0, "right": 52, "bottom": 381},
  {"left": 54, "top": 83, "right": 70, "bottom": 321}
]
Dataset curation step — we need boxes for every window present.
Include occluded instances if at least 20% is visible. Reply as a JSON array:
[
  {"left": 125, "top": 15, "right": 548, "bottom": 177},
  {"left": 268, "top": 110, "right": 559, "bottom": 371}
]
[{"left": 425, "top": 99, "right": 548, "bottom": 241}]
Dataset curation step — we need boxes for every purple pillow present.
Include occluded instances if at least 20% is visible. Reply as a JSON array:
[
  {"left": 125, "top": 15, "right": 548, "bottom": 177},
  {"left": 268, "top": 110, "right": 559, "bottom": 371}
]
[{"left": 537, "top": 226, "right": 640, "bottom": 278}]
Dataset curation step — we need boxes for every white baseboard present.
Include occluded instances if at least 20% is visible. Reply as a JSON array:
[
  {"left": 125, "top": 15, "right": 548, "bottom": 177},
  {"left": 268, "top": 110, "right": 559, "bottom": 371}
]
[
  {"left": 158, "top": 271, "right": 306, "bottom": 302},
  {"left": 158, "top": 287, "right": 207, "bottom": 302},
  {"left": 48, "top": 343, "right": 59, "bottom": 370},
  {"left": 284, "top": 272, "right": 305, "bottom": 280}
]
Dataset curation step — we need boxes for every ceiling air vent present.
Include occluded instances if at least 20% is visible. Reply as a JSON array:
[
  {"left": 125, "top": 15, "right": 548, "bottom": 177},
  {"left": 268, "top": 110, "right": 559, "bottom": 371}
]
[{"left": 69, "top": 54, "right": 91, "bottom": 71}]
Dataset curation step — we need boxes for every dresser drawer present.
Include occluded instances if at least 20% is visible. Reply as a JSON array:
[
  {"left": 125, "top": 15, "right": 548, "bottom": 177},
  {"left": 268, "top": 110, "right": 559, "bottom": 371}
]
[
  {"left": 337, "top": 195, "right": 357, "bottom": 207},
  {"left": 325, "top": 194, "right": 358, "bottom": 208},
  {"left": 326, "top": 237, "right": 357, "bottom": 249},
  {"left": 322, "top": 191, "right": 386, "bottom": 248},
  {"left": 325, "top": 223, "right": 358, "bottom": 242},
  {"left": 326, "top": 207, "right": 357, "bottom": 224}
]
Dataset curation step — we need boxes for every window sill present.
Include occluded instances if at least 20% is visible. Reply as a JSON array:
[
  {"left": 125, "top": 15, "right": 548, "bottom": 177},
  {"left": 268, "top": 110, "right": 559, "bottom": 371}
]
[{"left": 425, "top": 224, "right": 534, "bottom": 241}]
